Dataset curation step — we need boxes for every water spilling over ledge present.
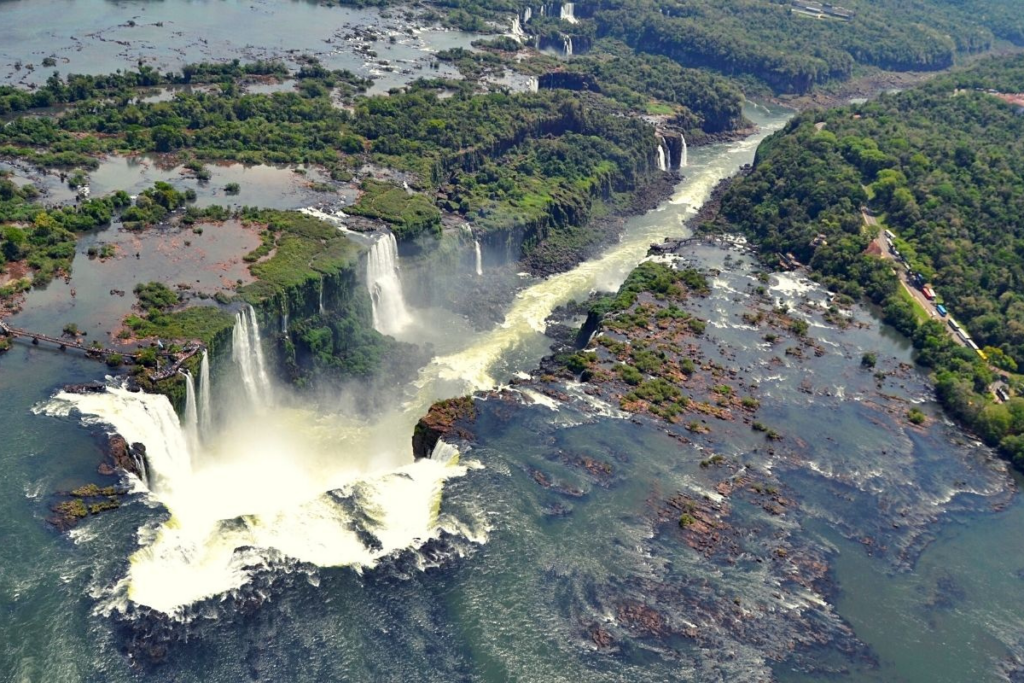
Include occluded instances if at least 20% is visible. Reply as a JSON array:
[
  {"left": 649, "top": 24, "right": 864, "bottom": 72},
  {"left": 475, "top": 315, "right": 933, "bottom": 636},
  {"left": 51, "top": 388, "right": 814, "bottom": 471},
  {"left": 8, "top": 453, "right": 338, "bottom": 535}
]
[
  {"left": 34, "top": 106, "right": 791, "bottom": 620},
  {"left": 367, "top": 232, "right": 412, "bottom": 337}
]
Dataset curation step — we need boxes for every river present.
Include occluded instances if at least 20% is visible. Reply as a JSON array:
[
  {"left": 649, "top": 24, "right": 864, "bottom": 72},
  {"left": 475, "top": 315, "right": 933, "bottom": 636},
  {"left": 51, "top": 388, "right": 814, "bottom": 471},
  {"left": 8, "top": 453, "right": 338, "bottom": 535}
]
[{"left": 1, "top": 66, "right": 1024, "bottom": 683}]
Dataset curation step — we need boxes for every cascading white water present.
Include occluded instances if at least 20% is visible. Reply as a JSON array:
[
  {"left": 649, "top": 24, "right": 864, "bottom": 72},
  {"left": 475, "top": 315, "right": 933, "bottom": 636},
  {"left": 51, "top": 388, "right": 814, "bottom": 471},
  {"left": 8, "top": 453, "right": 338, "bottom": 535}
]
[
  {"left": 510, "top": 16, "right": 525, "bottom": 42},
  {"left": 281, "top": 313, "right": 289, "bottom": 335},
  {"left": 38, "top": 385, "right": 192, "bottom": 495},
  {"left": 367, "top": 232, "right": 412, "bottom": 336},
  {"left": 657, "top": 143, "right": 668, "bottom": 172},
  {"left": 523, "top": 6, "right": 532, "bottom": 23},
  {"left": 182, "top": 370, "right": 200, "bottom": 458},
  {"left": 233, "top": 305, "right": 273, "bottom": 407},
  {"left": 38, "top": 105, "right": 789, "bottom": 617},
  {"left": 199, "top": 350, "right": 212, "bottom": 438},
  {"left": 474, "top": 239, "right": 483, "bottom": 276},
  {"left": 319, "top": 276, "right": 325, "bottom": 315},
  {"left": 681, "top": 132, "right": 688, "bottom": 167},
  {"left": 563, "top": 35, "right": 573, "bottom": 56},
  {"left": 430, "top": 440, "right": 460, "bottom": 461},
  {"left": 560, "top": 2, "right": 577, "bottom": 24},
  {"left": 529, "top": 76, "right": 539, "bottom": 93}
]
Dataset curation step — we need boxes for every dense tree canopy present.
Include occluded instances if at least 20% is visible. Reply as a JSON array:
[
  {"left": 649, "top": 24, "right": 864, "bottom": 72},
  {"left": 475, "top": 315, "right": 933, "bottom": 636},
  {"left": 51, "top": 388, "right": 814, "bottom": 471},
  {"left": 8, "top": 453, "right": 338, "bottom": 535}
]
[{"left": 707, "top": 54, "right": 1024, "bottom": 464}]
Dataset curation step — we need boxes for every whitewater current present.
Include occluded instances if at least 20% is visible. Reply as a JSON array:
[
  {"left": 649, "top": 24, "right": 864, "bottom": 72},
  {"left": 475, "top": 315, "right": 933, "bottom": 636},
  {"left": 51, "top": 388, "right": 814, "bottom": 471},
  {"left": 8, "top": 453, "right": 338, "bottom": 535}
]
[{"left": 36, "top": 107, "right": 788, "bottom": 616}]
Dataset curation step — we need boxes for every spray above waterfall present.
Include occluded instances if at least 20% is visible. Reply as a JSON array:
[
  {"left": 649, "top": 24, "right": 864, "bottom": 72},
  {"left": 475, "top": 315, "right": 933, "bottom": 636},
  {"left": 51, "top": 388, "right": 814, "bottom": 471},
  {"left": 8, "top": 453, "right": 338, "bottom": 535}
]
[
  {"left": 367, "top": 232, "right": 412, "bottom": 336},
  {"left": 34, "top": 107, "right": 791, "bottom": 618},
  {"left": 233, "top": 305, "right": 273, "bottom": 408}
]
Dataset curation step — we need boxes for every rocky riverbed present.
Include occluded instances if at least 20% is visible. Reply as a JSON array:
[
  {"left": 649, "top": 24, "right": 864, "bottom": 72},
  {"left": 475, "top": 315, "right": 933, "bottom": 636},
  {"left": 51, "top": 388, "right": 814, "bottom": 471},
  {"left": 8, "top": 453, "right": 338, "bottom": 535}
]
[{"left": 418, "top": 240, "right": 1016, "bottom": 679}]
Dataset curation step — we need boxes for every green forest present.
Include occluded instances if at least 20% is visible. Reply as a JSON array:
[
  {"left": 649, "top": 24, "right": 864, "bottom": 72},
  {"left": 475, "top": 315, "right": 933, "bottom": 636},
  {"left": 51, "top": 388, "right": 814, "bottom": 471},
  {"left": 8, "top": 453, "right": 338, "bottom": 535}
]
[
  {"left": 705, "top": 54, "right": 1024, "bottom": 465},
  {"left": 413, "top": 0, "right": 1024, "bottom": 94}
]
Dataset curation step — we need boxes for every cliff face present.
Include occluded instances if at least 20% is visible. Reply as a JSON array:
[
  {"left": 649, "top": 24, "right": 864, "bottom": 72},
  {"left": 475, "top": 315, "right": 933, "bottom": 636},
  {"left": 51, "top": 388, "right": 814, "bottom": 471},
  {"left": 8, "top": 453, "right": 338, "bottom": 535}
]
[
  {"left": 153, "top": 236, "right": 374, "bottom": 410},
  {"left": 412, "top": 397, "right": 478, "bottom": 460}
]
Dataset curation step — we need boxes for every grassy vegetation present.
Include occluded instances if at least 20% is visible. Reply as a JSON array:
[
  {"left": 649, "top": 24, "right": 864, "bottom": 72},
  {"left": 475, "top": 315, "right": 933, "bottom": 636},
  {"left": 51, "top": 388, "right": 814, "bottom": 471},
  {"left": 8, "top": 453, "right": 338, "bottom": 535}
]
[
  {"left": 236, "top": 209, "right": 361, "bottom": 302},
  {"left": 591, "top": 262, "right": 709, "bottom": 316},
  {"left": 896, "top": 285, "right": 930, "bottom": 325},
  {"left": 1, "top": 178, "right": 132, "bottom": 292},
  {"left": 345, "top": 179, "right": 441, "bottom": 239},
  {"left": 125, "top": 305, "right": 236, "bottom": 343}
]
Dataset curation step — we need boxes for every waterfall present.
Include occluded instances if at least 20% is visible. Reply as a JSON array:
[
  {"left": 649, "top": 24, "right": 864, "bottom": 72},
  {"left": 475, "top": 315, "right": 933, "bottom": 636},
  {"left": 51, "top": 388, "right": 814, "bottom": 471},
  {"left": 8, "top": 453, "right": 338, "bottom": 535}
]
[
  {"left": 367, "top": 232, "right": 412, "bottom": 336},
  {"left": 33, "top": 112, "right": 793, "bottom": 616},
  {"left": 681, "top": 132, "right": 688, "bottom": 168},
  {"left": 529, "top": 76, "right": 539, "bottom": 93},
  {"left": 560, "top": 2, "right": 577, "bottom": 24},
  {"left": 233, "top": 305, "right": 273, "bottom": 407},
  {"left": 182, "top": 370, "right": 200, "bottom": 458},
  {"left": 657, "top": 143, "right": 668, "bottom": 172},
  {"left": 319, "top": 276, "right": 325, "bottom": 315},
  {"left": 563, "top": 35, "right": 573, "bottom": 56},
  {"left": 281, "top": 313, "right": 289, "bottom": 335},
  {"left": 510, "top": 16, "right": 525, "bottom": 42},
  {"left": 199, "top": 350, "right": 211, "bottom": 438},
  {"left": 523, "top": 6, "right": 532, "bottom": 23},
  {"left": 474, "top": 239, "right": 483, "bottom": 276},
  {"left": 38, "top": 385, "right": 192, "bottom": 494},
  {"left": 430, "top": 439, "right": 460, "bottom": 462}
]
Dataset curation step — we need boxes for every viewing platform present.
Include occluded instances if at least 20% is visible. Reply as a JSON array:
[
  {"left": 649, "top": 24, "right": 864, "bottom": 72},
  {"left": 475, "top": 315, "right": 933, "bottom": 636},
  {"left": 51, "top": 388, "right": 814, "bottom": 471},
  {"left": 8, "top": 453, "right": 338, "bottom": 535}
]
[{"left": 0, "top": 318, "right": 204, "bottom": 382}]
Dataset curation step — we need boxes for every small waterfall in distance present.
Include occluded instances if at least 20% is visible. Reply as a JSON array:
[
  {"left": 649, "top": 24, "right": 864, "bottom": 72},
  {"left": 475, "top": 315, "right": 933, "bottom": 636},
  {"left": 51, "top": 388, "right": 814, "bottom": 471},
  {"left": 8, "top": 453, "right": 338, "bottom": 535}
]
[
  {"left": 475, "top": 239, "right": 483, "bottom": 276},
  {"left": 233, "top": 305, "right": 273, "bottom": 408},
  {"left": 182, "top": 370, "right": 200, "bottom": 458},
  {"left": 657, "top": 142, "right": 668, "bottom": 172},
  {"left": 199, "top": 350, "right": 211, "bottom": 438},
  {"left": 523, "top": 6, "right": 532, "bottom": 23},
  {"left": 681, "top": 132, "right": 688, "bottom": 167},
  {"left": 560, "top": 2, "right": 577, "bottom": 24},
  {"left": 563, "top": 35, "right": 573, "bottom": 56},
  {"left": 511, "top": 16, "right": 525, "bottom": 42},
  {"left": 367, "top": 232, "right": 412, "bottom": 336},
  {"left": 319, "top": 276, "right": 325, "bottom": 315}
]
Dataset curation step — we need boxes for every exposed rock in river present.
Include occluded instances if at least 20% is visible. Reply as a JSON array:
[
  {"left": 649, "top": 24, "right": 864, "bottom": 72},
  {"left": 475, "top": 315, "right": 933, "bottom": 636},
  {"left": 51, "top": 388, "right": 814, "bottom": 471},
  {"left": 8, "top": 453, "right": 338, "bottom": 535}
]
[{"left": 412, "top": 396, "right": 478, "bottom": 460}]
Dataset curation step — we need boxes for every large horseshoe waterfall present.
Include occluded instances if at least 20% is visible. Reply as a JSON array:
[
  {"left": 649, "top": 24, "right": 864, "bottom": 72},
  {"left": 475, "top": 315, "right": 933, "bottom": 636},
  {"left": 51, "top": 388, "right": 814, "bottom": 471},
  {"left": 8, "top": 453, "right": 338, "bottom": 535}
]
[{"left": 32, "top": 105, "right": 794, "bottom": 629}]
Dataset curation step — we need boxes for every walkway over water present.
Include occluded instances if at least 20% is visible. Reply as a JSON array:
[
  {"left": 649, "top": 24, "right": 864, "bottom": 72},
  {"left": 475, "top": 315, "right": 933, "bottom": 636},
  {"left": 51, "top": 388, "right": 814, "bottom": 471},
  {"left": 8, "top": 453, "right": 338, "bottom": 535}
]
[{"left": 0, "top": 318, "right": 203, "bottom": 381}]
